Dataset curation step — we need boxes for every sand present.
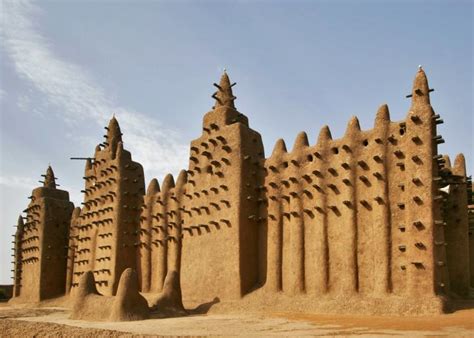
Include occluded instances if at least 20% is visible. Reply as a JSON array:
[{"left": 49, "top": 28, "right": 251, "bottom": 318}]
[{"left": 1, "top": 302, "right": 474, "bottom": 337}]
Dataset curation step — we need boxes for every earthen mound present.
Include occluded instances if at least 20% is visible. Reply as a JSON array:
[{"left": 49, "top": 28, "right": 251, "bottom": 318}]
[
  {"left": 150, "top": 270, "right": 187, "bottom": 316},
  {"left": 109, "top": 268, "right": 149, "bottom": 321},
  {"left": 70, "top": 269, "right": 149, "bottom": 321}
]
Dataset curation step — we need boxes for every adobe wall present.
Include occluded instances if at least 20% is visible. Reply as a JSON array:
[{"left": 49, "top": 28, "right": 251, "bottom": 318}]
[
  {"left": 69, "top": 118, "right": 145, "bottom": 296},
  {"left": 258, "top": 68, "right": 451, "bottom": 301},
  {"left": 12, "top": 167, "right": 73, "bottom": 302},
  {"left": 442, "top": 154, "right": 470, "bottom": 297}
]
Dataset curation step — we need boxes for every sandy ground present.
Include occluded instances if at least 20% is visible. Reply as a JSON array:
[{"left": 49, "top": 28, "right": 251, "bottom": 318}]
[{"left": 1, "top": 303, "right": 474, "bottom": 337}]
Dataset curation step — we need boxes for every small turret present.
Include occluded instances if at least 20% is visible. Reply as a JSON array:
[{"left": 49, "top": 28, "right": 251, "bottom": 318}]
[
  {"left": 272, "top": 139, "right": 288, "bottom": 157},
  {"left": 43, "top": 166, "right": 56, "bottom": 189},
  {"left": 453, "top": 153, "right": 466, "bottom": 177},
  {"left": 344, "top": 116, "right": 361, "bottom": 138},
  {"left": 292, "top": 132, "right": 309, "bottom": 152},
  {"left": 176, "top": 170, "right": 188, "bottom": 188},
  {"left": 147, "top": 179, "right": 160, "bottom": 196},
  {"left": 374, "top": 104, "right": 390, "bottom": 127},
  {"left": 161, "top": 174, "right": 175, "bottom": 193},
  {"left": 317, "top": 125, "right": 332, "bottom": 144},
  {"left": 213, "top": 71, "right": 236, "bottom": 110}
]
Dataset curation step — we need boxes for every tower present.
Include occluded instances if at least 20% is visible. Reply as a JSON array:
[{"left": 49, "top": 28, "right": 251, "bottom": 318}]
[
  {"left": 11, "top": 166, "right": 74, "bottom": 302},
  {"left": 69, "top": 117, "right": 145, "bottom": 296},
  {"left": 178, "top": 71, "right": 265, "bottom": 301}
]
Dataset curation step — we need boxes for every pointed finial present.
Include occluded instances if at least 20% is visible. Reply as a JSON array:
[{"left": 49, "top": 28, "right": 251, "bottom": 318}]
[
  {"left": 292, "top": 131, "right": 309, "bottom": 152},
  {"left": 176, "top": 170, "right": 188, "bottom": 188},
  {"left": 317, "top": 125, "right": 332, "bottom": 144},
  {"left": 106, "top": 116, "right": 122, "bottom": 154},
  {"left": 161, "top": 174, "right": 175, "bottom": 192},
  {"left": 43, "top": 165, "right": 56, "bottom": 189},
  {"left": 213, "top": 72, "right": 236, "bottom": 109},
  {"left": 344, "top": 116, "right": 361, "bottom": 137},
  {"left": 453, "top": 153, "right": 466, "bottom": 176},
  {"left": 374, "top": 104, "right": 390, "bottom": 127},
  {"left": 271, "top": 138, "right": 287, "bottom": 156},
  {"left": 146, "top": 179, "right": 160, "bottom": 195},
  {"left": 410, "top": 66, "right": 431, "bottom": 106},
  {"left": 17, "top": 215, "right": 24, "bottom": 228}
]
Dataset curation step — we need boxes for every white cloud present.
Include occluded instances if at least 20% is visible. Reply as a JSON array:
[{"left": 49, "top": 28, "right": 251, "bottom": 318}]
[
  {"left": 0, "top": 175, "right": 37, "bottom": 190},
  {"left": 16, "top": 94, "right": 31, "bottom": 112},
  {"left": 1, "top": 0, "right": 188, "bottom": 181}
]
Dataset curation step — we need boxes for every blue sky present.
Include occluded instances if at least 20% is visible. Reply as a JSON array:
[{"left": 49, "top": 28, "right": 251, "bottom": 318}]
[{"left": 0, "top": 0, "right": 472, "bottom": 284}]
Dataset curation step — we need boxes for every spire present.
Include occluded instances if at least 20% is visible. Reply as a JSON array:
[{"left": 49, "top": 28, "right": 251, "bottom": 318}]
[
  {"left": 292, "top": 131, "right": 309, "bottom": 152},
  {"left": 374, "top": 104, "right": 390, "bottom": 127},
  {"left": 15, "top": 215, "right": 24, "bottom": 238},
  {"left": 17, "top": 214, "right": 24, "bottom": 229},
  {"left": 317, "top": 125, "right": 332, "bottom": 144},
  {"left": 106, "top": 116, "right": 123, "bottom": 154},
  {"left": 43, "top": 166, "right": 56, "bottom": 189},
  {"left": 271, "top": 138, "right": 287, "bottom": 157},
  {"left": 410, "top": 66, "right": 431, "bottom": 106},
  {"left": 344, "top": 116, "right": 361, "bottom": 137},
  {"left": 146, "top": 179, "right": 160, "bottom": 195},
  {"left": 213, "top": 71, "right": 236, "bottom": 109}
]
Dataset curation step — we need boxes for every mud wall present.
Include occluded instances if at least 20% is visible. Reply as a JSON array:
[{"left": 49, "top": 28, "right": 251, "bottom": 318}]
[
  {"left": 259, "top": 69, "right": 452, "bottom": 298},
  {"left": 442, "top": 155, "right": 470, "bottom": 297}
]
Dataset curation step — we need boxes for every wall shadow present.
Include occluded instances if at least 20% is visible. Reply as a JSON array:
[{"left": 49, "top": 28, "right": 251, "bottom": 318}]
[{"left": 187, "top": 297, "right": 220, "bottom": 315}]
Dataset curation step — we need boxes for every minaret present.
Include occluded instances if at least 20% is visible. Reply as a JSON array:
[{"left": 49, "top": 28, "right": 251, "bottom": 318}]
[
  {"left": 11, "top": 167, "right": 74, "bottom": 302},
  {"left": 202, "top": 71, "right": 249, "bottom": 128},
  {"left": 12, "top": 215, "right": 24, "bottom": 297},
  {"left": 404, "top": 66, "right": 442, "bottom": 296},
  {"left": 181, "top": 71, "right": 265, "bottom": 301},
  {"left": 71, "top": 116, "right": 145, "bottom": 296}
]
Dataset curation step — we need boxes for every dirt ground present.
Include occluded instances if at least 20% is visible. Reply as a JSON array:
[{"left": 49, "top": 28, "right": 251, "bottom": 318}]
[{"left": 1, "top": 302, "right": 474, "bottom": 337}]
